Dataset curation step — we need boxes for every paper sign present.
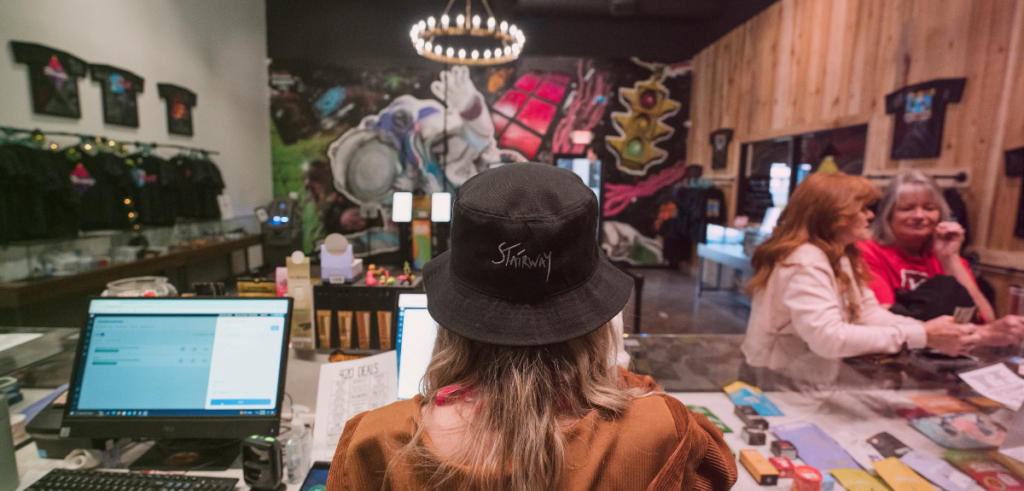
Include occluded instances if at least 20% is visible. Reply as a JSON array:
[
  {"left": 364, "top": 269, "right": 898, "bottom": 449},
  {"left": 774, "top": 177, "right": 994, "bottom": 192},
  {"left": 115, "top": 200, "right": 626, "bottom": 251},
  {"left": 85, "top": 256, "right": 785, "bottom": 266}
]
[
  {"left": 723, "top": 381, "right": 784, "bottom": 416},
  {"left": 771, "top": 421, "right": 860, "bottom": 471},
  {"left": 311, "top": 351, "right": 398, "bottom": 462},
  {"left": 958, "top": 364, "right": 1024, "bottom": 410}
]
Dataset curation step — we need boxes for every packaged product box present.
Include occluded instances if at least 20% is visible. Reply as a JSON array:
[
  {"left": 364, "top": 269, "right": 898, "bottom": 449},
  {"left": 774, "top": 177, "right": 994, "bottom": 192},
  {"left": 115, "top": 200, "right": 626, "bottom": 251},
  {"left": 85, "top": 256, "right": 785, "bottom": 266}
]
[{"left": 740, "top": 449, "right": 779, "bottom": 486}]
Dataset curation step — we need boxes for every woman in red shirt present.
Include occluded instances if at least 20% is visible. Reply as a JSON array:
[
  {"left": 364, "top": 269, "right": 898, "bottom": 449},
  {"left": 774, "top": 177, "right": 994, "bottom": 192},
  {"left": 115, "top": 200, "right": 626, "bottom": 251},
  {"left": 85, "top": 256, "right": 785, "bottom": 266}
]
[{"left": 858, "top": 171, "right": 1022, "bottom": 347}]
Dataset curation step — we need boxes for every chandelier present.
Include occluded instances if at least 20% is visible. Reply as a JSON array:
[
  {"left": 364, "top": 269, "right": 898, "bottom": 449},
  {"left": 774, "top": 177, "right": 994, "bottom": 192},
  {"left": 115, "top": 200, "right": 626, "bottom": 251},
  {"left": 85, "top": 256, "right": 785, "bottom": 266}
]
[{"left": 410, "top": 0, "right": 525, "bottom": 65}]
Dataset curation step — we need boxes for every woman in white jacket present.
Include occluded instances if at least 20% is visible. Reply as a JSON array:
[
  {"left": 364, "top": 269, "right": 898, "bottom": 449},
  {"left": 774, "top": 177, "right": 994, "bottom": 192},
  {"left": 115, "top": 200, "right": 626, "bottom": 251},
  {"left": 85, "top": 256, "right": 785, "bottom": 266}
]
[{"left": 740, "top": 172, "right": 976, "bottom": 386}]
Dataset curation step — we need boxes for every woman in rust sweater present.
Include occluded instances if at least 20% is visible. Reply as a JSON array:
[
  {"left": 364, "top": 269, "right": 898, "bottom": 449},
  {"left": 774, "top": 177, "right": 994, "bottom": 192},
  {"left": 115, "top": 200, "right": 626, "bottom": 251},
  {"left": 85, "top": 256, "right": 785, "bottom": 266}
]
[{"left": 326, "top": 163, "right": 736, "bottom": 491}]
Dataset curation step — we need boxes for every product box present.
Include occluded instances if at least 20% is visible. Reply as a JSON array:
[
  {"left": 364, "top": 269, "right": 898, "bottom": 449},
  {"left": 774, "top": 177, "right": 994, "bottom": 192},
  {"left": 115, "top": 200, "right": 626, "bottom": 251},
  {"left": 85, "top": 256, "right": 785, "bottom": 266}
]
[
  {"left": 771, "top": 439, "right": 798, "bottom": 460},
  {"left": 769, "top": 456, "right": 794, "bottom": 478},
  {"left": 735, "top": 405, "right": 759, "bottom": 424},
  {"left": 742, "top": 426, "right": 767, "bottom": 445},
  {"left": 740, "top": 449, "right": 779, "bottom": 486},
  {"left": 237, "top": 277, "right": 277, "bottom": 297}
]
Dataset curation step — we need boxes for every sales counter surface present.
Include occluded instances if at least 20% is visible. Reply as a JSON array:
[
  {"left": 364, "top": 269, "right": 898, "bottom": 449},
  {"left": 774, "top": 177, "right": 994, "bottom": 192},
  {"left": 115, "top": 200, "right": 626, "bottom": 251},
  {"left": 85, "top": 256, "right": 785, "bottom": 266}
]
[{"left": 10, "top": 332, "right": 1022, "bottom": 491}]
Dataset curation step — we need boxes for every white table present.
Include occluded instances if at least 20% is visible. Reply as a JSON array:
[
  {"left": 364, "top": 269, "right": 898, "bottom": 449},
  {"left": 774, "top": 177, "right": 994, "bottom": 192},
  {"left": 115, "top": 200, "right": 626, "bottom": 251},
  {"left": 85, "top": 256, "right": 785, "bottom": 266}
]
[{"left": 696, "top": 242, "right": 753, "bottom": 299}]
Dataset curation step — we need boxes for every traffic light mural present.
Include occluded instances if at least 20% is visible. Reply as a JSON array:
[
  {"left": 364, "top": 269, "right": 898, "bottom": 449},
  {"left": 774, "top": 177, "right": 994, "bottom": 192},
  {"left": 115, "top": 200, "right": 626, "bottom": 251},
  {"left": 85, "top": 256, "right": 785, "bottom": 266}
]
[{"left": 606, "top": 73, "right": 681, "bottom": 176}]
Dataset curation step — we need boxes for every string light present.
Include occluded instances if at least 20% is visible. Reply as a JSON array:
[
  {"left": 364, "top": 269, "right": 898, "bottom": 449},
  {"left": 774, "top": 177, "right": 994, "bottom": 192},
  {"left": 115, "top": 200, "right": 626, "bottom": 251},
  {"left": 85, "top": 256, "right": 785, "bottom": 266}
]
[{"left": 411, "top": 0, "right": 524, "bottom": 65}]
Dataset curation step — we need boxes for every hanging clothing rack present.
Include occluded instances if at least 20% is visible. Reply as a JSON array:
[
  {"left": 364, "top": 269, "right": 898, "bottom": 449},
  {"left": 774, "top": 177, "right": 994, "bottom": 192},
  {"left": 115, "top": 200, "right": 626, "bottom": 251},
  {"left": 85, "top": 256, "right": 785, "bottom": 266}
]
[{"left": 0, "top": 125, "right": 219, "bottom": 155}]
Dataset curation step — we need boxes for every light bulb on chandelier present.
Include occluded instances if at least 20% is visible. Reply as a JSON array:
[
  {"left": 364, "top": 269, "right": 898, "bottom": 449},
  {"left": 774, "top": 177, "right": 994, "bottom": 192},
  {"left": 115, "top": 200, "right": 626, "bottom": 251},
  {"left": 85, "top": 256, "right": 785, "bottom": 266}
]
[{"left": 410, "top": 0, "right": 524, "bottom": 66}]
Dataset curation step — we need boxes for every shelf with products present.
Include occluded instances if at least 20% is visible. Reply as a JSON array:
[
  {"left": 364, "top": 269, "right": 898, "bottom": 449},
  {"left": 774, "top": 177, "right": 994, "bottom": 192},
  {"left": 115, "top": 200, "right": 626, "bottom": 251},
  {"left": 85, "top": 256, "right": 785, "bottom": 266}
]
[{"left": 0, "top": 217, "right": 261, "bottom": 309}]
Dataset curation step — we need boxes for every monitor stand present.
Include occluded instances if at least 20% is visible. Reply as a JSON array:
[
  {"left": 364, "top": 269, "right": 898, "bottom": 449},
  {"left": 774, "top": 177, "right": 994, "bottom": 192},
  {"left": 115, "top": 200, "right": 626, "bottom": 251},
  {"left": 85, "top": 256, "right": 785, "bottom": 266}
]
[{"left": 129, "top": 439, "right": 241, "bottom": 471}]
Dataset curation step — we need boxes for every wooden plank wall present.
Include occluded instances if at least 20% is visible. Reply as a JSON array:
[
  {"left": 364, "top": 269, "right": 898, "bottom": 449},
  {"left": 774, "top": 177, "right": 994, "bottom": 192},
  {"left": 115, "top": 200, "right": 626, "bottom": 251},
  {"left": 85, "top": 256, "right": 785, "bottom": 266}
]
[{"left": 687, "top": 0, "right": 1024, "bottom": 315}]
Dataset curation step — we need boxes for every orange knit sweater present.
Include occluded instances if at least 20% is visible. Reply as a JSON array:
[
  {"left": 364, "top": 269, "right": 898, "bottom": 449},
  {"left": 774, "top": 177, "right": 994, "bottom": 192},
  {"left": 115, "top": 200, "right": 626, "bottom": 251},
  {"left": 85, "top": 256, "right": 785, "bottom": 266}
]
[{"left": 326, "top": 372, "right": 737, "bottom": 491}]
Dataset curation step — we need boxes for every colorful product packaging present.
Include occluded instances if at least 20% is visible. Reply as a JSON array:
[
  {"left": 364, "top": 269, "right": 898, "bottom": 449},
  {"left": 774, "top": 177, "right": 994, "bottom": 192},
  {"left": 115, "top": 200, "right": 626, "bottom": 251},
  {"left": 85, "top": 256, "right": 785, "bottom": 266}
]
[
  {"left": 793, "top": 466, "right": 823, "bottom": 491},
  {"left": 740, "top": 449, "right": 779, "bottom": 486},
  {"left": 686, "top": 405, "right": 732, "bottom": 433},
  {"left": 769, "top": 456, "right": 795, "bottom": 478},
  {"left": 829, "top": 469, "right": 891, "bottom": 491},
  {"left": 899, "top": 450, "right": 979, "bottom": 491},
  {"left": 944, "top": 450, "right": 1024, "bottom": 491},
  {"left": 772, "top": 421, "right": 859, "bottom": 471},
  {"left": 908, "top": 396, "right": 980, "bottom": 415},
  {"left": 723, "top": 381, "right": 784, "bottom": 416},
  {"left": 873, "top": 456, "right": 937, "bottom": 491}
]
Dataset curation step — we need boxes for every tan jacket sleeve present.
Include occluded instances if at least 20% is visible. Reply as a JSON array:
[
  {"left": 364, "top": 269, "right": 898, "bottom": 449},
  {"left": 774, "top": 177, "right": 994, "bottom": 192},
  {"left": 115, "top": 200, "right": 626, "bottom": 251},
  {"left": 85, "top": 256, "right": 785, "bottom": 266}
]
[
  {"left": 782, "top": 257, "right": 927, "bottom": 358},
  {"left": 647, "top": 395, "right": 738, "bottom": 491},
  {"left": 325, "top": 412, "right": 368, "bottom": 491}
]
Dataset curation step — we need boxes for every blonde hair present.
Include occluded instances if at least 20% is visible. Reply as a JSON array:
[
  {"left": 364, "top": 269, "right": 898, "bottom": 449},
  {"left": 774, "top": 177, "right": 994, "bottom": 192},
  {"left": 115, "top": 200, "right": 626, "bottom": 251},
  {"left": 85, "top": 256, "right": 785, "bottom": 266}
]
[
  {"left": 386, "top": 322, "right": 642, "bottom": 491},
  {"left": 870, "top": 171, "right": 951, "bottom": 246}
]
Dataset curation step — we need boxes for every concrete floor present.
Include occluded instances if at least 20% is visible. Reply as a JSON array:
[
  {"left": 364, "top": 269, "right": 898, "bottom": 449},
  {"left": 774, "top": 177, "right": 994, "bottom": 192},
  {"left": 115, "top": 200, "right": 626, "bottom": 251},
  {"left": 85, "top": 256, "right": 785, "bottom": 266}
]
[{"left": 622, "top": 267, "right": 750, "bottom": 335}]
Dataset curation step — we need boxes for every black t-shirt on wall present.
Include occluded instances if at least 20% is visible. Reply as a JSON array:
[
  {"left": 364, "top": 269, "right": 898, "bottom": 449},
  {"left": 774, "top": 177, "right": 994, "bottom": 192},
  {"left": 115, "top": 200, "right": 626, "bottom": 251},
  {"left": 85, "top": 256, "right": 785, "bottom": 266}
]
[
  {"left": 73, "top": 150, "right": 136, "bottom": 231},
  {"left": 90, "top": 64, "right": 145, "bottom": 127},
  {"left": 131, "top": 154, "right": 178, "bottom": 226},
  {"left": 885, "top": 78, "right": 966, "bottom": 160},
  {"left": 157, "top": 84, "right": 197, "bottom": 136},
  {"left": 11, "top": 41, "right": 88, "bottom": 118}
]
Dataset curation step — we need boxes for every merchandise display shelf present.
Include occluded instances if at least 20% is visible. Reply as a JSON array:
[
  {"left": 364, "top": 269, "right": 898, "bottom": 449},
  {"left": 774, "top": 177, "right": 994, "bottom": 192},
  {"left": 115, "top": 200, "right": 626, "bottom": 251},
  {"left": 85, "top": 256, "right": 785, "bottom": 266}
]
[{"left": 0, "top": 235, "right": 260, "bottom": 309}]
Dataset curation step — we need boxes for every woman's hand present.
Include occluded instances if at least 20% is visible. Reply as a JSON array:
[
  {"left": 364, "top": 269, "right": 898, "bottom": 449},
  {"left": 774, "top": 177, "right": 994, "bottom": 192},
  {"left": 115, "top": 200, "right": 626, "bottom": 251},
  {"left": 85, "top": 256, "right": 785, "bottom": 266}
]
[
  {"left": 923, "top": 315, "right": 979, "bottom": 356},
  {"left": 975, "top": 315, "right": 1024, "bottom": 347},
  {"left": 932, "top": 221, "right": 965, "bottom": 260}
]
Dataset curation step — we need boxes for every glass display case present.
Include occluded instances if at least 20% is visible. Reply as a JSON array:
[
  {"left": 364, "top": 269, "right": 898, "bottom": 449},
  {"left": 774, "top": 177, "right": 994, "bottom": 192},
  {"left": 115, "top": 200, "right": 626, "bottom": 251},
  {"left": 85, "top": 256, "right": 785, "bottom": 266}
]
[{"left": 0, "top": 216, "right": 259, "bottom": 283}]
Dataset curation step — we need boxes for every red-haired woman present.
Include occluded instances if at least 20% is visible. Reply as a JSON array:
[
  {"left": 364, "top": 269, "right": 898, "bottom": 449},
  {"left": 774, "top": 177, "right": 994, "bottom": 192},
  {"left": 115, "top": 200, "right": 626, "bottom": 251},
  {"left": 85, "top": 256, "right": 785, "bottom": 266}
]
[{"left": 741, "top": 173, "right": 976, "bottom": 386}]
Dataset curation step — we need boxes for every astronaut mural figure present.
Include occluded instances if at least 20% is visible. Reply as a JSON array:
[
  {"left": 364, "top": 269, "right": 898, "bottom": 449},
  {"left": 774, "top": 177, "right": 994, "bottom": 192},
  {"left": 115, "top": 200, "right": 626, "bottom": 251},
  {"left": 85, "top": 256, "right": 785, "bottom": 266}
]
[{"left": 327, "top": 65, "right": 523, "bottom": 210}]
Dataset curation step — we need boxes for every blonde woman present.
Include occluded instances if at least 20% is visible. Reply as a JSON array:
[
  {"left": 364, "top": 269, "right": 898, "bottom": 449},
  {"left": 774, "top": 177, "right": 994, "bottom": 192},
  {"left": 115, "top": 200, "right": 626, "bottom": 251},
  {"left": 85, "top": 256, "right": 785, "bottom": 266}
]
[
  {"left": 859, "top": 171, "right": 1023, "bottom": 346},
  {"left": 326, "top": 164, "right": 737, "bottom": 491},
  {"left": 741, "top": 173, "right": 975, "bottom": 386}
]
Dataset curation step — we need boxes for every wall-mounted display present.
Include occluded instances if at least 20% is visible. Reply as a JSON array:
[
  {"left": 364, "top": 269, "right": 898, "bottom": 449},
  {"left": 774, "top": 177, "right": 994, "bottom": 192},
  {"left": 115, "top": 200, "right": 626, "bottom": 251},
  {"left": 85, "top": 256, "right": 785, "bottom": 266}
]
[
  {"left": 10, "top": 41, "right": 88, "bottom": 118},
  {"left": 157, "top": 83, "right": 197, "bottom": 136},
  {"left": 885, "top": 78, "right": 966, "bottom": 160},
  {"left": 90, "top": 64, "right": 144, "bottom": 127}
]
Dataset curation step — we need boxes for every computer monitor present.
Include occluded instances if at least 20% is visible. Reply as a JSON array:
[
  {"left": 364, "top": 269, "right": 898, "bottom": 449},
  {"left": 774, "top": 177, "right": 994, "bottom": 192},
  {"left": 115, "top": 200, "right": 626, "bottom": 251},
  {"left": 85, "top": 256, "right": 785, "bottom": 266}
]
[
  {"left": 64, "top": 298, "right": 293, "bottom": 444},
  {"left": 394, "top": 294, "right": 438, "bottom": 400},
  {"left": 555, "top": 156, "right": 602, "bottom": 206}
]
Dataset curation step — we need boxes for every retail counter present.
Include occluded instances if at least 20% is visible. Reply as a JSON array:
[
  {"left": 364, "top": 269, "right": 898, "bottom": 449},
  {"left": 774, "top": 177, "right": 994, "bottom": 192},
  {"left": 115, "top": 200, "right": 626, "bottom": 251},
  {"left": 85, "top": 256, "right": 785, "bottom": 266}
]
[{"left": 8, "top": 333, "right": 1023, "bottom": 491}]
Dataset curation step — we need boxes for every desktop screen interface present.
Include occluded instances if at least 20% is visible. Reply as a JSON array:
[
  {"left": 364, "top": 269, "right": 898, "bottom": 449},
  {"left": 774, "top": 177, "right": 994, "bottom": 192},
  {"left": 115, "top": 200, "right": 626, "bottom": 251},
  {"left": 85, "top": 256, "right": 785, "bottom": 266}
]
[
  {"left": 395, "top": 294, "right": 438, "bottom": 401},
  {"left": 68, "top": 299, "right": 289, "bottom": 417}
]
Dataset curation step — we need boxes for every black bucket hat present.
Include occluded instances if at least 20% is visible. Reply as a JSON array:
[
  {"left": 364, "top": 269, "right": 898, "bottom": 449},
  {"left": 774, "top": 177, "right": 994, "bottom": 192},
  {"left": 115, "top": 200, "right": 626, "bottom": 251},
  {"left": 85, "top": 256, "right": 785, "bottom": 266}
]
[{"left": 423, "top": 162, "right": 633, "bottom": 346}]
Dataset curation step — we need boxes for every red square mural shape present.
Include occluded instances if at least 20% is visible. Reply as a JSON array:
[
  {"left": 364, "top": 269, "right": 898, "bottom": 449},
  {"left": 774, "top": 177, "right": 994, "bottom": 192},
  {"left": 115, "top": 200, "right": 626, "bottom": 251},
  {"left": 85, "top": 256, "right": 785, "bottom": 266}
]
[
  {"left": 492, "top": 113, "right": 509, "bottom": 134},
  {"left": 535, "top": 81, "right": 567, "bottom": 104},
  {"left": 513, "top": 73, "right": 541, "bottom": 93},
  {"left": 516, "top": 98, "right": 557, "bottom": 135},
  {"left": 491, "top": 89, "right": 529, "bottom": 118},
  {"left": 499, "top": 123, "right": 542, "bottom": 159}
]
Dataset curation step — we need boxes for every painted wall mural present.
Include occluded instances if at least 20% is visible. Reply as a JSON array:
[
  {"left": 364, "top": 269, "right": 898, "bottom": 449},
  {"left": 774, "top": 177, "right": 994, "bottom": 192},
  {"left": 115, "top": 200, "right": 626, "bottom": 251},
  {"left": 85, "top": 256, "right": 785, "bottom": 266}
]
[{"left": 269, "top": 57, "right": 691, "bottom": 266}]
